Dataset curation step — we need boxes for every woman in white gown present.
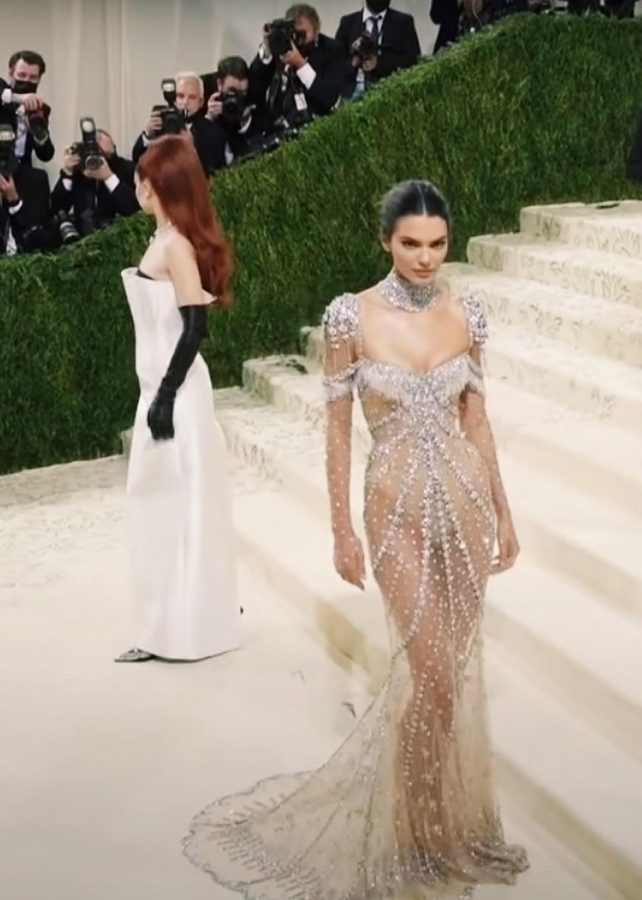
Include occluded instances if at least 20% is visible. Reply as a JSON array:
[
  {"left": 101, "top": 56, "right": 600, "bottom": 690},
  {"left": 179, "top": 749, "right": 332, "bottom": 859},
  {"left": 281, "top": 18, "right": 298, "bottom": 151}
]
[{"left": 116, "top": 134, "right": 241, "bottom": 663}]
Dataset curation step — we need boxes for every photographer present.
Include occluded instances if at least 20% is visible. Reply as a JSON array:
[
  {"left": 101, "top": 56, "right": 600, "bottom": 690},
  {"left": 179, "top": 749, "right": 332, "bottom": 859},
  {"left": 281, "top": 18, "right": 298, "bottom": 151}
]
[
  {"left": 132, "top": 72, "right": 222, "bottom": 175},
  {"left": 0, "top": 50, "right": 54, "bottom": 168},
  {"left": 430, "top": 0, "right": 461, "bottom": 54},
  {"left": 202, "top": 57, "right": 263, "bottom": 167},
  {"left": 51, "top": 126, "right": 138, "bottom": 238},
  {"left": 335, "top": 2, "right": 420, "bottom": 99},
  {"left": 0, "top": 125, "right": 51, "bottom": 254},
  {"left": 250, "top": 4, "right": 344, "bottom": 135},
  {"left": 627, "top": 108, "right": 642, "bottom": 182}
]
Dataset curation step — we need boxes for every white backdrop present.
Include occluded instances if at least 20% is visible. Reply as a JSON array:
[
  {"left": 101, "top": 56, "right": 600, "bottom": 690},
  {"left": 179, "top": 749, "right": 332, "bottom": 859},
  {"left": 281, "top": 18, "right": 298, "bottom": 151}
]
[{"left": 2, "top": 0, "right": 438, "bottom": 173}]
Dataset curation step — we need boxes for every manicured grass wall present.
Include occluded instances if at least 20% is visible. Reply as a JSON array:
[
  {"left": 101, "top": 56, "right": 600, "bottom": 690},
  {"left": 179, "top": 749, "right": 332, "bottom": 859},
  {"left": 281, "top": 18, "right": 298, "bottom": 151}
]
[{"left": 1, "top": 15, "right": 640, "bottom": 473}]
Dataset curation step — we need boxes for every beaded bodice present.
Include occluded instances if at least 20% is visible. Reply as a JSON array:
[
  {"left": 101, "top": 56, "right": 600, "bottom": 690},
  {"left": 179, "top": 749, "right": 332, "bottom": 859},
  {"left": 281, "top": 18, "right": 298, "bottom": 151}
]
[{"left": 322, "top": 291, "right": 488, "bottom": 440}]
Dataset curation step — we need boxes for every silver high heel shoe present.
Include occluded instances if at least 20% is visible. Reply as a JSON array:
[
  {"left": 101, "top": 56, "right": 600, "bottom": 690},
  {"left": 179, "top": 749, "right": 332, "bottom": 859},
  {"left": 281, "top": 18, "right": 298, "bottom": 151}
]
[{"left": 114, "top": 647, "right": 154, "bottom": 663}]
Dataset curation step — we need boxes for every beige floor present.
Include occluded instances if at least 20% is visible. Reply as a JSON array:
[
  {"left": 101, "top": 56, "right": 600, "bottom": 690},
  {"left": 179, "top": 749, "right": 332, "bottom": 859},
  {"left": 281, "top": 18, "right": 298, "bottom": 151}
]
[{"left": 0, "top": 456, "right": 604, "bottom": 900}]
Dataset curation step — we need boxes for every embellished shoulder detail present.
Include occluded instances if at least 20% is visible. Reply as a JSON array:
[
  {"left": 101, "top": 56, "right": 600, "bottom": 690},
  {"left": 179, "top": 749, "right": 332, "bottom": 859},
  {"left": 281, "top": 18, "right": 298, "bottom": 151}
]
[
  {"left": 322, "top": 293, "right": 360, "bottom": 350},
  {"left": 461, "top": 293, "right": 489, "bottom": 346}
]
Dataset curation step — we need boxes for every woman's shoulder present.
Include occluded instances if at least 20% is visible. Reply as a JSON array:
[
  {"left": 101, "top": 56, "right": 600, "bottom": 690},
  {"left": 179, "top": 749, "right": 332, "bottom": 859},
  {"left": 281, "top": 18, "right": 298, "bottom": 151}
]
[{"left": 165, "top": 228, "right": 195, "bottom": 258}]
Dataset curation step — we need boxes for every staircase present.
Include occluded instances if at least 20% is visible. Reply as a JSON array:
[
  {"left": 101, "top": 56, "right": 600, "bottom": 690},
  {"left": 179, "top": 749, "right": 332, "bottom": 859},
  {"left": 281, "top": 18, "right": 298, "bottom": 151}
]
[{"left": 209, "top": 200, "right": 642, "bottom": 900}]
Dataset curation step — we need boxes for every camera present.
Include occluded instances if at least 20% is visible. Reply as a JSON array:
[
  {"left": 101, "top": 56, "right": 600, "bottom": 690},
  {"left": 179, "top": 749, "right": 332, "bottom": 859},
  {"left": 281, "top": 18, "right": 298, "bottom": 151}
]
[
  {"left": 265, "top": 18, "right": 307, "bottom": 57},
  {"left": 152, "top": 78, "right": 185, "bottom": 136},
  {"left": 0, "top": 123, "right": 19, "bottom": 179},
  {"left": 219, "top": 88, "right": 248, "bottom": 124},
  {"left": 12, "top": 79, "right": 50, "bottom": 144},
  {"left": 238, "top": 120, "right": 302, "bottom": 164},
  {"left": 69, "top": 116, "right": 104, "bottom": 172},
  {"left": 351, "top": 32, "right": 379, "bottom": 64},
  {"left": 53, "top": 210, "right": 81, "bottom": 245}
]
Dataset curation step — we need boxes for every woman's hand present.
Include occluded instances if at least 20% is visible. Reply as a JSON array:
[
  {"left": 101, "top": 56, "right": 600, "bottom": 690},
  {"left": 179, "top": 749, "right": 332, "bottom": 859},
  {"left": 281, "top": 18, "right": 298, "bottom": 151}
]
[
  {"left": 490, "top": 514, "right": 520, "bottom": 574},
  {"left": 333, "top": 529, "right": 366, "bottom": 590},
  {"left": 147, "top": 391, "right": 175, "bottom": 440}
]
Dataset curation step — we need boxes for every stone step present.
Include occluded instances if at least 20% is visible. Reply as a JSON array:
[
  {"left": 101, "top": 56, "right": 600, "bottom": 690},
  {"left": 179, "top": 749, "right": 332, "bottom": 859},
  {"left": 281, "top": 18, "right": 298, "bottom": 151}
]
[
  {"left": 215, "top": 385, "right": 642, "bottom": 753},
  {"left": 301, "top": 321, "right": 642, "bottom": 438},
  {"left": 229, "top": 481, "right": 642, "bottom": 899},
  {"left": 519, "top": 201, "right": 642, "bottom": 262},
  {"left": 485, "top": 563, "right": 642, "bottom": 764},
  {"left": 467, "top": 233, "right": 642, "bottom": 310},
  {"left": 487, "top": 648, "right": 642, "bottom": 900},
  {"left": 483, "top": 379, "right": 642, "bottom": 520},
  {"left": 245, "top": 357, "right": 642, "bottom": 520},
  {"left": 239, "top": 360, "right": 642, "bottom": 621},
  {"left": 442, "top": 261, "right": 642, "bottom": 366}
]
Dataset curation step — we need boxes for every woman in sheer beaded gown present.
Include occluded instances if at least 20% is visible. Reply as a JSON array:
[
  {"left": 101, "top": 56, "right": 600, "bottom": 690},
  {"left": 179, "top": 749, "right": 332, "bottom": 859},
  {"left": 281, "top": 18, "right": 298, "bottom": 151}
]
[{"left": 183, "top": 181, "right": 529, "bottom": 898}]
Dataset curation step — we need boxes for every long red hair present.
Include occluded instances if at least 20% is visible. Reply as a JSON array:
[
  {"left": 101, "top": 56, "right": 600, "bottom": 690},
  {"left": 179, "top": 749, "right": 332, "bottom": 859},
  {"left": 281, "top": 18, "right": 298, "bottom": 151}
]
[{"left": 137, "top": 134, "right": 234, "bottom": 306}]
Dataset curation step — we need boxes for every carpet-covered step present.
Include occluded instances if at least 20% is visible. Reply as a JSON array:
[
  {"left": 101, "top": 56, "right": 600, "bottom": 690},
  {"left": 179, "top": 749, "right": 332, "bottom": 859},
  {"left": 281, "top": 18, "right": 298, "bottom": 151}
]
[
  {"left": 467, "top": 234, "right": 642, "bottom": 310},
  {"left": 215, "top": 385, "right": 642, "bottom": 742},
  {"left": 301, "top": 320, "right": 642, "bottom": 437},
  {"left": 485, "top": 562, "right": 642, "bottom": 764},
  {"left": 487, "top": 649, "right": 642, "bottom": 900},
  {"left": 243, "top": 356, "right": 642, "bottom": 520},
  {"left": 227, "top": 462, "right": 642, "bottom": 900},
  {"left": 442, "top": 262, "right": 642, "bottom": 366},
  {"left": 520, "top": 202, "right": 642, "bottom": 261}
]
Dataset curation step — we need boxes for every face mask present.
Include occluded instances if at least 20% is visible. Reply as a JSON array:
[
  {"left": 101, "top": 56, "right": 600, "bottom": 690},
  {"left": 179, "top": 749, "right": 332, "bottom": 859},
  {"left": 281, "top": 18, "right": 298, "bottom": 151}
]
[
  {"left": 12, "top": 78, "right": 39, "bottom": 95},
  {"left": 366, "top": 0, "right": 390, "bottom": 13}
]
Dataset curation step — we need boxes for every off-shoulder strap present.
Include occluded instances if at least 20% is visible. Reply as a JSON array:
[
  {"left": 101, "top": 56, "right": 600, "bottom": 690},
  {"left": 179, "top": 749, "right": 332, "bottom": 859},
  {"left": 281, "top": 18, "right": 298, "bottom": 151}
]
[{"left": 461, "top": 292, "right": 489, "bottom": 347}]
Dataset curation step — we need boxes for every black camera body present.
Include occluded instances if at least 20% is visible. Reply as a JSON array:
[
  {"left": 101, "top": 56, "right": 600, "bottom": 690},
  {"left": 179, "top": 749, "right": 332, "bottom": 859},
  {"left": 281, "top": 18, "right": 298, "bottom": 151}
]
[
  {"left": 70, "top": 116, "right": 104, "bottom": 172},
  {"left": 152, "top": 79, "right": 186, "bottom": 136},
  {"left": 220, "top": 88, "right": 248, "bottom": 124},
  {"left": 265, "top": 18, "right": 307, "bottom": 57},
  {"left": 12, "top": 79, "right": 50, "bottom": 144},
  {"left": 0, "top": 122, "right": 19, "bottom": 179},
  {"left": 351, "top": 32, "right": 380, "bottom": 63}
]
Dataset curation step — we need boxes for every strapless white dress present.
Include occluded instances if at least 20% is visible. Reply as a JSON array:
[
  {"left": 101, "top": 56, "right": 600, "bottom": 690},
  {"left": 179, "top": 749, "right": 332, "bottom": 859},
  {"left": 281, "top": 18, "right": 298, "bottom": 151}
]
[{"left": 121, "top": 267, "right": 241, "bottom": 660}]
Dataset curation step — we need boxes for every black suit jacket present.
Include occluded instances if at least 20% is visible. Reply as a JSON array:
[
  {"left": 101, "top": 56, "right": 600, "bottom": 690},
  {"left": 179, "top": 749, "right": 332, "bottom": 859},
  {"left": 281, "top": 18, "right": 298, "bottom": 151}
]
[
  {"left": 430, "top": 0, "right": 460, "bottom": 53},
  {"left": 249, "top": 33, "right": 344, "bottom": 128},
  {"left": 132, "top": 114, "right": 225, "bottom": 176},
  {"left": 207, "top": 113, "right": 266, "bottom": 167},
  {"left": 0, "top": 167, "right": 51, "bottom": 253},
  {"left": 51, "top": 155, "right": 138, "bottom": 224},
  {"left": 0, "top": 77, "right": 55, "bottom": 165},
  {"left": 335, "top": 8, "right": 420, "bottom": 93}
]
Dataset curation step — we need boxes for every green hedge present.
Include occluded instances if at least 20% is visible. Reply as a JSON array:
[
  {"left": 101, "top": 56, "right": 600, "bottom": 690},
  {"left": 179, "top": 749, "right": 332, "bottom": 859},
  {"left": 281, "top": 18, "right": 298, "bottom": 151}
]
[{"left": 1, "top": 15, "right": 641, "bottom": 475}]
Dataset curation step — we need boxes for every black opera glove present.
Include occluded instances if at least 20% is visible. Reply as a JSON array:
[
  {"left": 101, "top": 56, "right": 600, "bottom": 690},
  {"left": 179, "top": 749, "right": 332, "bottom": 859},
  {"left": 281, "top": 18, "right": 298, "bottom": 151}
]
[{"left": 147, "top": 305, "right": 208, "bottom": 441}]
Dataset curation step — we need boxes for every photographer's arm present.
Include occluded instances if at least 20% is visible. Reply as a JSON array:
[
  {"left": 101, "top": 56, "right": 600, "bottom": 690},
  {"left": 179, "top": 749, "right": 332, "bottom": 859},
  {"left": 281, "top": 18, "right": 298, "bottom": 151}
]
[
  {"left": 33, "top": 107, "right": 55, "bottom": 162},
  {"left": 299, "top": 45, "right": 344, "bottom": 115},
  {"left": 0, "top": 78, "right": 13, "bottom": 108},
  {"left": 248, "top": 52, "right": 275, "bottom": 109},
  {"left": 51, "top": 146, "right": 80, "bottom": 213},
  {"left": 51, "top": 173, "right": 73, "bottom": 214},
  {"left": 375, "top": 22, "right": 421, "bottom": 79}
]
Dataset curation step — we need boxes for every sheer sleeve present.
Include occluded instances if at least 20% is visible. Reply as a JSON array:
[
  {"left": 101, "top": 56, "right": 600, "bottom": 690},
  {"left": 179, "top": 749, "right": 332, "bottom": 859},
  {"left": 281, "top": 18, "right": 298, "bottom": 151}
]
[
  {"left": 322, "top": 293, "right": 360, "bottom": 402},
  {"left": 459, "top": 295, "right": 511, "bottom": 520},
  {"left": 462, "top": 292, "right": 489, "bottom": 395},
  {"left": 322, "top": 293, "right": 360, "bottom": 537}
]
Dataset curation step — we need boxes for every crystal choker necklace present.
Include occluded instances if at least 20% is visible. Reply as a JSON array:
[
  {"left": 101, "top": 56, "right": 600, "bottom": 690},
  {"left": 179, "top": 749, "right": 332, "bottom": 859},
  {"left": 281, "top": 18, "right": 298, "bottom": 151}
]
[{"left": 377, "top": 269, "right": 439, "bottom": 312}]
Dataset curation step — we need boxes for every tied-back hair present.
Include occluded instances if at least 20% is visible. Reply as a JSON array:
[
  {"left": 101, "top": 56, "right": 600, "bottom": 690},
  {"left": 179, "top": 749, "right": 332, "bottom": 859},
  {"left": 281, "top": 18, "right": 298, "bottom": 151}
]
[
  {"left": 380, "top": 180, "right": 451, "bottom": 239},
  {"left": 137, "top": 135, "right": 234, "bottom": 307}
]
